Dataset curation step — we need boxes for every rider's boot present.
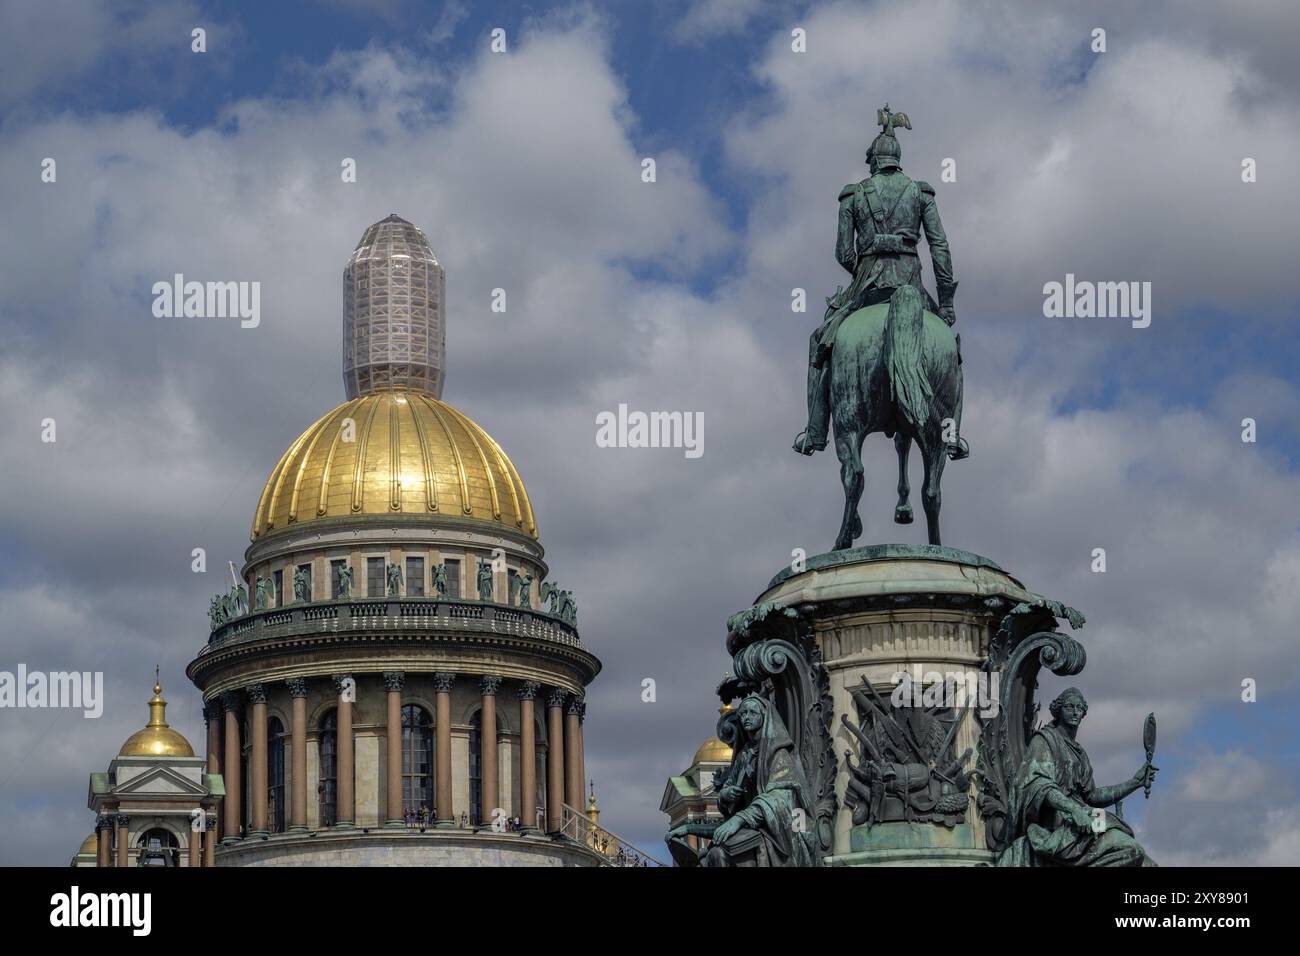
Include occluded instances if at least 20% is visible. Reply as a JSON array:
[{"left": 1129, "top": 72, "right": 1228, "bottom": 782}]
[{"left": 794, "top": 363, "right": 830, "bottom": 455}]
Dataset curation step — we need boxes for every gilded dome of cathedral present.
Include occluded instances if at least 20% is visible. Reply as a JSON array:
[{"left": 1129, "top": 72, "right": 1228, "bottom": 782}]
[{"left": 251, "top": 390, "right": 537, "bottom": 540}]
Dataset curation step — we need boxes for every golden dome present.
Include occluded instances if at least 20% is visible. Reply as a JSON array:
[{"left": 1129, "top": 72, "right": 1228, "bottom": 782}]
[
  {"left": 693, "top": 735, "right": 734, "bottom": 765},
  {"left": 118, "top": 674, "right": 195, "bottom": 758},
  {"left": 77, "top": 833, "right": 97, "bottom": 855},
  {"left": 692, "top": 701, "right": 735, "bottom": 764},
  {"left": 252, "top": 390, "right": 537, "bottom": 540}
]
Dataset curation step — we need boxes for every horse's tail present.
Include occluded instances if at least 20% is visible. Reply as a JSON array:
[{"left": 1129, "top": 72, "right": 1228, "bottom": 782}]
[{"left": 883, "top": 284, "right": 933, "bottom": 432}]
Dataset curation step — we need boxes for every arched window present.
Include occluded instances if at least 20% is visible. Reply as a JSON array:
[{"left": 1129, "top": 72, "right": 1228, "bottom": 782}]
[
  {"left": 319, "top": 711, "right": 337, "bottom": 827},
  {"left": 136, "top": 828, "right": 178, "bottom": 867},
  {"left": 401, "top": 705, "right": 434, "bottom": 817},
  {"left": 468, "top": 711, "right": 483, "bottom": 825},
  {"left": 268, "top": 716, "right": 285, "bottom": 833}
]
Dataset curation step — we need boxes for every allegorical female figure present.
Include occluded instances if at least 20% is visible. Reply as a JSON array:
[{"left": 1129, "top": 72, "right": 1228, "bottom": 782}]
[
  {"left": 697, "top": 695, "right": 816, "bottom": 867},
  {"left": 999, "top": 687, "right": 1157, "bottom": 867}
]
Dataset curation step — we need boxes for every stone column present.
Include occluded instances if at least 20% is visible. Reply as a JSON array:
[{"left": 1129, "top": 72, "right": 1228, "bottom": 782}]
[
  {"left": 188, "top": 816, "right": 201, "bottom": 868},
  {"left": 95, "top": 814, "right": 112, "bottom": 868},
  {"left": 332, "top": 674, "right": 355, "bottom": 827},
  {"left": 383, "top": 672, "right": 405, "bottom": 827},
  {"left": 433, "top": 672, "right": 456, "bottom": 826},
  {"left": 576, "top": 699, "right": 587, "bottom": 807},
  {"left": 247, "top": 683, "right": 268, "bottom": 837},
  {"left": 204, "top": 699, "right": 222, "bottom": 773},
  {"left": 287, "top": 678, "right": 309, "bottom": 831},
  {"left": 203, "top": 699, "right": 223, "bottom": 840},
  {"left": 545, "top": 688, "right": 567, "bottom": 833},
  {"left": 479, "top": 676, "right": 502, "bottom": 826},
  {"left": 564, "top": 695, "right": 583, "bottom": 809},
  {"left": 203, "top": 817, "right": 217, "bottom": 867},
  {"left": 221, "top": 691, "right": 242, "bottom": 842},
  {"left": 115, "top": 815, "right": 130, "bottom": 867},
  {"left": 517, "top": 681, "right": 539, "bottom": 831}
]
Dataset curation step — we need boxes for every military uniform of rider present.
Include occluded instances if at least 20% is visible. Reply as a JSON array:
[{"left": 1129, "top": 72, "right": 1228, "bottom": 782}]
[{"left": 794, "top": 117, "right": 965, "bottom": 459}]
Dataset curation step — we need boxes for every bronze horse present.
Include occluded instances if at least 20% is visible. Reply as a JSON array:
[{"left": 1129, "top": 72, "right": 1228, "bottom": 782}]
[{"left": 828, "top": 287, "right": 963, "bottom": 549}]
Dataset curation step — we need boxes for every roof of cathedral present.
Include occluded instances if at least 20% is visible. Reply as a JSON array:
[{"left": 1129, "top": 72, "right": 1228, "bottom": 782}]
[
  {"left": 117, "top": 674, "right": 195, "bottom": 758},
  {"left": 690, "top": 701, "right": 735, "bottom": 765},
  {"left": 250, "top": 390, "right": 537, "bottom": 540},
  {"left": 692, "top": 735, "right": 734, "bottom": 765}
]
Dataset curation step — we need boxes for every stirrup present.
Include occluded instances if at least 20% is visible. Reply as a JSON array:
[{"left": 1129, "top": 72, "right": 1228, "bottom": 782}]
[
  {"left": 946, "top": 437, "right": 970, "bottom": 461},
  {"left": 793, "top": 431, "right": 826, "bottom": 456}
]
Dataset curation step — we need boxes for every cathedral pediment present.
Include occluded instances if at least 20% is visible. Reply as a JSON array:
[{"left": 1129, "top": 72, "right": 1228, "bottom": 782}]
[{"left": 113, "top": 765, "right": 207, "bottom": 798}]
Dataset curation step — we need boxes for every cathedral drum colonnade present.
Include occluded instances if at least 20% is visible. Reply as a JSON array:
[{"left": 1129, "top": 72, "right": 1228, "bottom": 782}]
[{"left": 182, "top": 215, "right": 603, "bottom": 866}]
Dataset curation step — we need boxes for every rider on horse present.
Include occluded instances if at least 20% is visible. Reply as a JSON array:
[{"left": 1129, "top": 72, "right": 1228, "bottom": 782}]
[{"left": 794, "top": 106, "right": 967, "bottom": 461}]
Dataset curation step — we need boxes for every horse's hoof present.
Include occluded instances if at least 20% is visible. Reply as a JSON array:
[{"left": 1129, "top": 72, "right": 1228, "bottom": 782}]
[
  {"left": 894, "top": 505, "right": 913, "bottom": 525},
  {"left": 851, "top": 513, "right": 862, "bottom": 539}
]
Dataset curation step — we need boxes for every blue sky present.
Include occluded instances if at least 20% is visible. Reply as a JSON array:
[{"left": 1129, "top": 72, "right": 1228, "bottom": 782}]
[{"left": 1, "top": 0, "right": 1299, "bottom": 865}]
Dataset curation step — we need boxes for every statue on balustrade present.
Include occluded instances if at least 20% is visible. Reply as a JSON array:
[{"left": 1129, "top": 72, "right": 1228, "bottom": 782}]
[
  {"left": 335, "top": 563, "right": 353, "bottom": 599},
  {"left": 558, "top": 589, "right": 577, "bottom": 626},
  {"left": 293, "top": 567, "right": 311, "bottom": 602},
  {"left": 386, "top": 562, "right": 402, "bottom": 597},
  {"left": 432, "top": 563, "right": 449, "bottom": 598},
  {"left": 541, "top": 581, "right": 560, "bottom": 614},
  {"left": 516, "top": 572, "right": 533, "bottom": 608},
  {"left": 476, "top": 558, "right": 494, "bottom": 602},
  {"left": 255, "top": 575, "right": 274, "bottom": 610}
]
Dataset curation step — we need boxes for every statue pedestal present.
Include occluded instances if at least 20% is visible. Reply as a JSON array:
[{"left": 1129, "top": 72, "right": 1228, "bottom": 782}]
[
  {"left": 829, "top": 823, "right": 993, "bottom": 866},
  {"left": 754, "top": 544, "right": 1042, "bottom": 866}
]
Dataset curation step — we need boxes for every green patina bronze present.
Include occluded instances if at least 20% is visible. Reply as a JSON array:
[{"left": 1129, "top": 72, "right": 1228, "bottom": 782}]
[
  {"left": 794, "top": 107, "right": 966, "bottom": 549},
  {"left": 996, "top": 688, "right": 1157, "bottom": 867},
  {"left": 668, "top": 104, "right": 1165, "bottom": 869},
  {"left": 668, "top": 601, "right": 839, "bottom": 866},
  {"left": 539, "top": 581, "right": 577, "bottom": 624},
  {"left": 335, "top": 563, "right": 353, "bottom": 599},
  {"left": 669, "top": 695, "right": 818, "bottom": 867},
  {"left": 209, "top": 581, "right": 250, "bottom": 627},
  {"left": 515, "top": 572, "right": 534, "bottom": 608},
  {"left": 386, "top": 562, "right": 402, "bottom": 597},
  {"left": 254, "top": 574, "right": 275, "bottom": 610},
  {"left": 841, "top": 675, "right": 973, "bottom": 829}
]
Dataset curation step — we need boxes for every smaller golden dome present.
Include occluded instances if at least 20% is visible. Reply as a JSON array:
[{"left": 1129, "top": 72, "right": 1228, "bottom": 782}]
[
  {"left": 693, "top": 736, "right": 733, "bottom": 765},
  {"left": 118, "top": 671, "right": 195, "bottom": 758},
  {"left": 692, "top": 702, "right": 735, "bottom": 765},
  {"left": 77, "top": 833, "right": 97, "bottom": 855}
]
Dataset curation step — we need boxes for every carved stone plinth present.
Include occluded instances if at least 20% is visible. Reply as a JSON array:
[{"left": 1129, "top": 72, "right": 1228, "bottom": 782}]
[{"left": 754, "top": 544, "right": 1043, "bottom": 866}]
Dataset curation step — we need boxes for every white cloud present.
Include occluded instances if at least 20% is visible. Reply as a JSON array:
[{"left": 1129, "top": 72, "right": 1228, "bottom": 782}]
[{"left": 1181, "top": 750, "right": 1271, "bottom": 803}]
